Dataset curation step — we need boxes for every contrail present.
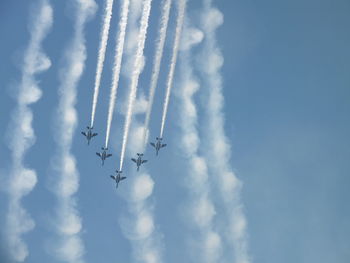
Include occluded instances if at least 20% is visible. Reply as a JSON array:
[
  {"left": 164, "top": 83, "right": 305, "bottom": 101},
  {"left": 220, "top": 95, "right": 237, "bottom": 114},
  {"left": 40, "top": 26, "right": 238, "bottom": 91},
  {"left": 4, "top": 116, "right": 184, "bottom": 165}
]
[
  {"left": 51, "top": 0, "right": 96, "bottom": 262},
  {"left": 120, "top": 171, "right": 162, "bottom": 263},
  {"left": 176, "top": 26, "right": 222, "bottom": 262},
  {"left": 119, "top": 122, "right": 163, "bottom": 263},
  {"left": 5, "top": 1, "right": 53, "bottom": 261},
  {"left": 90, "top": 0, "right": 114, "bottom": 128},
  {"left": 141, "top": 0, "right": 172, "bottom": 150},
  {"left": 104, "top": 0, "right": 130, "bottom": 148},
  {"left": 119, "top": 0, "right": 152, "bottom": 171},
  {"left": 159, "top": 0, "right": 186, "bottom": 138},
  {"left": 198, "top": 1, "right": 250, "bottom": 262}
]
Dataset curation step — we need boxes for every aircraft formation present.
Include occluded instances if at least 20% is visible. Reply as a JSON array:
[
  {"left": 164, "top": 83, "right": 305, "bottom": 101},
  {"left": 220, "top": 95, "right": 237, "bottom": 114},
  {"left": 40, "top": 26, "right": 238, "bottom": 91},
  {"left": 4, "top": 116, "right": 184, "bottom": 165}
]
[
  {"left": 79, "top": 0, "right": 184, "bottom": 190},
  {"left": 82, "top": 127, "right": 166, "bottom": 189}
]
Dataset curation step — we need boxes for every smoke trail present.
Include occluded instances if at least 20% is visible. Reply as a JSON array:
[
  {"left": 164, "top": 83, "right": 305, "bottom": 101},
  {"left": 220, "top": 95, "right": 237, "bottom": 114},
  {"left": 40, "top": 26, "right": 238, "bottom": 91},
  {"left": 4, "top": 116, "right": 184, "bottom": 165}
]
[
  {"left": 90, "top": 0, "right": 114, "bottom": 128},
  {"left": 175, "top": 24, "right": 222, "bottom": 262},
  {"left": 5, "top": 1, "right": 53, "bottom": 261},
  {"left": 159, "top": 0, "right": 186, "bottom": 138},
  {"left": 51, "top": 0, "right": 96, "bottom": 262},
  {"left": 104, "top": 0, "right": 130, "bottom": 148},
  {"left": 120, "top": 172, "right": 162, "bottom": 263},
  {"left": 119, "top": 0, "right": 152, "bottom": 171},
  {"left": 119, "top": 121, "right": 163, "bottom": 263},
  {"left": 141, "top": 0, "right": 172, "bottom": 150},
  {"left": 197, "top": 1, "right": 250, "bottom": 262}
]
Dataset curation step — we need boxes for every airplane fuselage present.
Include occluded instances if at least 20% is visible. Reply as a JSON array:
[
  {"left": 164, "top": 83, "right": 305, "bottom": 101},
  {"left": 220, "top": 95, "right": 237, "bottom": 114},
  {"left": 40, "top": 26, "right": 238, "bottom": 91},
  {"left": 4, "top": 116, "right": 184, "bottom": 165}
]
[
  {"left": 101, "top": 150, "right": 107, "bottom": 164},
  {"left": 155, "top": 141, "right": 162, "bottom": 155},
  {"left": 116, "top": 174, "right": 122, "bottom": 187},
  {"left": 86, "top": 131, "right": 93, "bottom": 144},
  {"left": 136, "top": 157, "right": 142, "bottom": 171}
]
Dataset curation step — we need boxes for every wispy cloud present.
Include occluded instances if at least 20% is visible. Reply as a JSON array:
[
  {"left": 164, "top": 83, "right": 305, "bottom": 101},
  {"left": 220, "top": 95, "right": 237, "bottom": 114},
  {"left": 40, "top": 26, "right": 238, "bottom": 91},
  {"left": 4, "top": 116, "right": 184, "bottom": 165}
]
[
  {"left": 51, "top": 0, "right": 96, "bottom": 262},
  {"left": 197, "top": 1, "right": 250, "bottom": 262},
  {"left": 5, "top": 1, "right": 53, "bottom": 261},
  {"left": 90, "top": 0, "right": 114, "bottom": 128},
  {"left": 175, "top": 20, "right": 223, "bottom": 262}
]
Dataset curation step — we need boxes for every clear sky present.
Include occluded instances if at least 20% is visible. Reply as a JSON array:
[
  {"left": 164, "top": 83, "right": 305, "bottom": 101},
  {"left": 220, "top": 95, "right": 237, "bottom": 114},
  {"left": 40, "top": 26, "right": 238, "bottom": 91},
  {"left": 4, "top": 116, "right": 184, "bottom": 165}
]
[{"left": 0, "top": 0, "right": 349, "bottom": 263}]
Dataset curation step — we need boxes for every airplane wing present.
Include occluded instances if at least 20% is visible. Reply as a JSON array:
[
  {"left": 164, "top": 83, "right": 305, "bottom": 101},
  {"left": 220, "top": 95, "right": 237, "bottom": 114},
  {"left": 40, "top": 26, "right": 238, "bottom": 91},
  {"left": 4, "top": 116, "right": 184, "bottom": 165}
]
[
  {"left": 150, "top": 142, "right": 155, "bottom": 147},
  {"left": 96, "top": 152, "right": 101, "bottom": 157},
  {"left": 92, "top": 133, "right": 98, "bottom": 137},
  {"left": 161, "top": 144, "right": 167, "bottom": 148},
  {"left": 106, "top": 154, "right": 112, "bottom": 158},
  {"left": 81, "top": 132, "right": 86, "bottom": 136},
  {"left": 110, "top": 175, "right": 116, "bottom": 180},
  {"left": 142, "top": 160, "right": 148, "bottom": 164},
  {"left": 121, "top": 176, "right": 126, "bottom": 181},
  {"left": 131, "top": 158, "right": 137, "bottom": 163}
]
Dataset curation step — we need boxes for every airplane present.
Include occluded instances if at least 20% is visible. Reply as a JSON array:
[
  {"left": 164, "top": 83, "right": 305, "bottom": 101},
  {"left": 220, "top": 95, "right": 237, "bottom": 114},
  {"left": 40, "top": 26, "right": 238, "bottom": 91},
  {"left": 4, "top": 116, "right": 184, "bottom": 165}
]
[
  {"left": 131, "top": 153, "right": 147, "bottom": 171},
  {"left": 110, "top": 170, "right": 126, "bottom": 188},
  {"left": 96, "top": 147, "right": 112, "bottom": 166},
  {"left": 150, "top": 137, "right": 167, "bottom": 156},
  {"left": 81, "top": 126, "right": 97, "bottom": 145}
]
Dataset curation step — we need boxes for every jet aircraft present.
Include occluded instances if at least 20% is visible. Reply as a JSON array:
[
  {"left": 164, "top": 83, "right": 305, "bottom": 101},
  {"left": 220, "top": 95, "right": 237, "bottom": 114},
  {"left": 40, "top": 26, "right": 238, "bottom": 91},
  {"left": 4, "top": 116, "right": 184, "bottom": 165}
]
[
  {"left": 96, "top": 147, "right": 112, "bottom": 166},
  {"left": 131, "top": 153, "right": 147, "bottom": 171},
  {"left": 150, "top": 137, "right": 167, "bottom": 156},
  {"left": 81, "top": 126, "right": 97, "bottom": 145},
  {"left": 110, "top": 170, "right": 126, "bottom": 188}
]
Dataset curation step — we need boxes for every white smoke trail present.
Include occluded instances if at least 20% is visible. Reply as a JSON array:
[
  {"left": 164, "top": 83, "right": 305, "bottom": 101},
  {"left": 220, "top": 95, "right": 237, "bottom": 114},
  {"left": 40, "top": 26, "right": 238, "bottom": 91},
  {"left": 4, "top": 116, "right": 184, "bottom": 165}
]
[
  {"left": 119, "top": 0, "right": 152, "bottom": 171},
  {"left": 120, "top": 172, "right": 162, "bottom": 263},
  {"left": 159, "top": 0, "right": 186, "bottom": 138},
  {"left": 197, "top": 1, "right": 250, "bottom": 262},
  {"left": 141, "top": 0, "right": 172, "bottom": 150},
  {"left": 176, "top": 24, "right": 222, "bottom": 262},
  {"left": 90, "top": 0, "right": 114, "bottom": 128},
  {"left": 52, "top": 0, "right": 96, "bottom": 262},
  {"left": 5, "top": 1, "right": 53, "bottom": 261},
  {"left": 119, "top": 121, "right": 163, "bottom": 263},
  {"left": 104, "top": 0, "right": 130, "bottom": 148}
]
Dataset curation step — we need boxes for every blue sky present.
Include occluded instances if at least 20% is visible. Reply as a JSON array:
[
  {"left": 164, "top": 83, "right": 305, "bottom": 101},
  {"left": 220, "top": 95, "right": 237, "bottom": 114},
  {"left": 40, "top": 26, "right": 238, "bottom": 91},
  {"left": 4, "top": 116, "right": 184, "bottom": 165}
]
[{"left": 1, "top": 0, "right": 350, "bottom": 262}]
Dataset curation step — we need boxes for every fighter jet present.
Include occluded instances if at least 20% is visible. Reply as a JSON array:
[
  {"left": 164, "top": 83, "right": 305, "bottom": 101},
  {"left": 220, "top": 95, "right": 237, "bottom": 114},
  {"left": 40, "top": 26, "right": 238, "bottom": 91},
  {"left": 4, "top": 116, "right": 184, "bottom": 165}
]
[
  {"left": 81, "top": 126, "right": 97, "bottom": 145},
  {"left": 131, "top": 153, "right": 147, "bottom": 171},
  {"left": 150, "top": 137, "right": 167, "bottom": 156},
  {"left": 110, "top": 170, "right": 126, "bottom": 188},
  {"left": 96, "top": 147, "right": 112, "bottom": 166}
]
